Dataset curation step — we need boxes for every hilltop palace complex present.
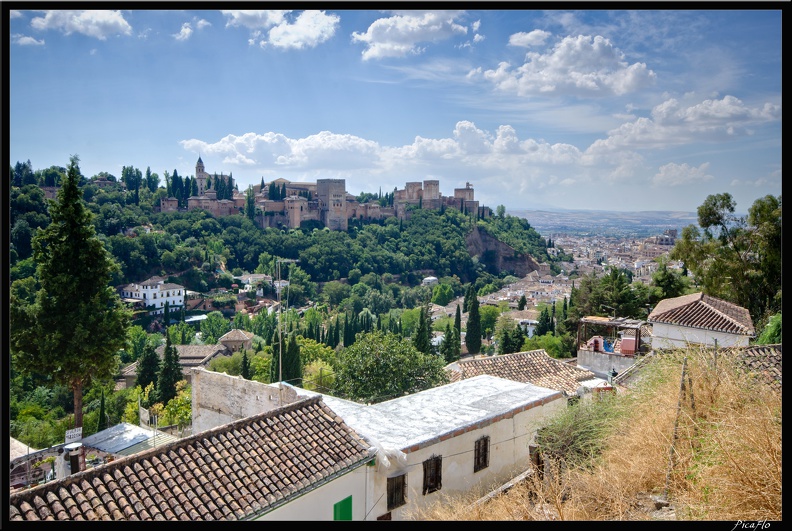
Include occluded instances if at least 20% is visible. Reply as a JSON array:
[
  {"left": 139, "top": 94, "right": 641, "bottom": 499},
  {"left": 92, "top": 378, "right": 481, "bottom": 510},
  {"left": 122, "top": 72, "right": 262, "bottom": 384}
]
[{"left": 158, "top": 156, "right": 491, "bottom": 230}]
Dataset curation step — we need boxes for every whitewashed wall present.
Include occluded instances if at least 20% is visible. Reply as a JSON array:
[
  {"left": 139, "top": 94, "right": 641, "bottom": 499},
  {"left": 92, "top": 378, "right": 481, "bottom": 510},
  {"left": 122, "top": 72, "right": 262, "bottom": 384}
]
[
  {"left": 254, "top": 466, "right": 370, "bottom": 521},
  {"left": 651, "top": 323, "right": 750, "bottom": 350},
  {"left": 365, "top": 394, "right": 566, "bottom": 520}
]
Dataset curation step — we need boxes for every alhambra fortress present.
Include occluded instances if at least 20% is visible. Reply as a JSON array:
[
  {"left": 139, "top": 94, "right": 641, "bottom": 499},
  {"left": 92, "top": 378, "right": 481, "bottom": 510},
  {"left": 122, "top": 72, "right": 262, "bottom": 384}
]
[{"left": 158, "top": 157, "right": 491, "bottom": 229}]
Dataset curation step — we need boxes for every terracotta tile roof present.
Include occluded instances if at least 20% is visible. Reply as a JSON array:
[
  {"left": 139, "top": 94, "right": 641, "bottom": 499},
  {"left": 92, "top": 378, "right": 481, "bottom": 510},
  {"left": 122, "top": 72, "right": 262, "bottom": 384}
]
[
  {"left": 122, "top": 345, "right": 228, "bottom": 379},
  {"left": 648, "top": 292, "right": 754, "bottom": 336},
  {"left": 218, "top": 329, "right": 255, "bottom": 342},
  {"left": 450, "top": 349, "right": 597, "bottom": 395},
  {"left": 735, "top": 343, "right": 782, "bottom": 390},
  {"left": 8, "top": 397, "right": 375, "bottom": 521},
  {"left": 157, "top": 344, "right": 229, "bottom": 372}
]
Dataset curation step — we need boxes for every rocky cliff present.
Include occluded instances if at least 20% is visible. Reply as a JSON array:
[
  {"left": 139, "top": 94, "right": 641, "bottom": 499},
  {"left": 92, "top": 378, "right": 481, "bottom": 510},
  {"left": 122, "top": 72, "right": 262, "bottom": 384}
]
[{"left": 465, "top": 226, "right": 542, "bottom": 277}]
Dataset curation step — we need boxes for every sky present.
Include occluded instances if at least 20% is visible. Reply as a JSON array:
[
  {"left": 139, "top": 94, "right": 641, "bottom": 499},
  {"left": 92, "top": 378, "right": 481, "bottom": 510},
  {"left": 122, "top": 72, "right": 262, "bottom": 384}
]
[{"left": 7, "top": 7, "right": 782, "bottom": 213}]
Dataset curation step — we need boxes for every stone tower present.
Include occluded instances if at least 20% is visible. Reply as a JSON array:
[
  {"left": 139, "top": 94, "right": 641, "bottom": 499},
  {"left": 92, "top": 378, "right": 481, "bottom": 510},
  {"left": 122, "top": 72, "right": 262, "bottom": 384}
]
[
  {"left": 317, "top": 179, "right": 348, "bottom": 231},
  {"left": 195, "top": 156, "right": 208, "bottom": 196}
]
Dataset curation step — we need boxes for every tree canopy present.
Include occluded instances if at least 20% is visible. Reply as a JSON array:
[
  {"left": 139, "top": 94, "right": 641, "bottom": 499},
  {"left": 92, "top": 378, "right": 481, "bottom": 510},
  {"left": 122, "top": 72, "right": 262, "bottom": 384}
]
[
  {"left": 10, "top": 155, "right": 131, "bottom": 428},
  {"left": 671, "top": 193, "right": 781, "bottom": 328},
  {"left": 334, "top": 330, "right": 448, "bottom": 404}
]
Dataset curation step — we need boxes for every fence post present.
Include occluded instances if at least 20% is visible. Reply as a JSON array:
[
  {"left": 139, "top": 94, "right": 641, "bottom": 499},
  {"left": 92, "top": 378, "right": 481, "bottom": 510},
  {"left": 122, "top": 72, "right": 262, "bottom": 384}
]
[{"left": 664, "top": 356, "right": 688, "bottom": 498}]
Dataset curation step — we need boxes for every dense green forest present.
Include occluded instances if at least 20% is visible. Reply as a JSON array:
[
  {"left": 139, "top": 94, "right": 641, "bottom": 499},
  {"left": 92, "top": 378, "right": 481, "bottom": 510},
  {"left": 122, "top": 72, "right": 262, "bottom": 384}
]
[{"left": 8, "top": 159, "right": 781, "bottom": 450}]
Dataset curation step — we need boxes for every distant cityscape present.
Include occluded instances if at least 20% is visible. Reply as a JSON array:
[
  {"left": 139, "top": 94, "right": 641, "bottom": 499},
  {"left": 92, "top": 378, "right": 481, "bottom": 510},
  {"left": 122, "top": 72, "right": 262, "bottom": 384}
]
[{"left": 510, "top": 208, "right": 699, "bottom": 239}]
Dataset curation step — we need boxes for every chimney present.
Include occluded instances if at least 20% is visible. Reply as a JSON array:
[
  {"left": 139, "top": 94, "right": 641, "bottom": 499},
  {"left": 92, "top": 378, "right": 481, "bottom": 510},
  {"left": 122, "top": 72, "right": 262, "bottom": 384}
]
[{"left": 63, "top": 442, "right": 84, "bottom": 475}]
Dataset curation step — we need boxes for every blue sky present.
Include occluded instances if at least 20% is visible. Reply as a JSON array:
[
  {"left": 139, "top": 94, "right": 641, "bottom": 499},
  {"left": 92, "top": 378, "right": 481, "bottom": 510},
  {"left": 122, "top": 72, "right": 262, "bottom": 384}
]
[{"left": 8, "top": 7, "right": 782, "bottom": 213}]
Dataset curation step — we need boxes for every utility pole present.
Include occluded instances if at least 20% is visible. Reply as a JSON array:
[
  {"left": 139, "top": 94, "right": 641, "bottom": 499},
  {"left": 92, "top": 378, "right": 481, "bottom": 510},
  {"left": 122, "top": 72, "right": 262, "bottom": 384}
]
[{"left": 276, "top": 258, "right": 298, "bottom": 406}]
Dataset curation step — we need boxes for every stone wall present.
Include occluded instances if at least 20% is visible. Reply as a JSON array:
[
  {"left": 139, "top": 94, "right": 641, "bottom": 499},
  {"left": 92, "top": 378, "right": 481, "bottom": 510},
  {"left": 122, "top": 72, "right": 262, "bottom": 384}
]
[{"left": 191, "top": 368, "right": 299, "bottom": 434}]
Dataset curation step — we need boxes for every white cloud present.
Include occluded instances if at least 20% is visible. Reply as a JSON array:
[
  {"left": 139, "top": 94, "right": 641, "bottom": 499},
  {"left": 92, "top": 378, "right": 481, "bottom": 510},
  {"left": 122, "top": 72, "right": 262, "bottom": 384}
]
[
  {"left": 29, "top": 10, "right": 132, "bottom": 40},
  {"left": 729, "top": 168, "right": 781, "bottom": 188},
  {"left": 508, "top": 29, "right": 550, "bottom": 47},
  {"left": 180, "top": 131, "right": 380, "bottom": 171},
  {"left": 173, "top": 23, "right": 193, "bottom": 41},
  {"left": 173, "top": 17, "right": 211, "bottom": 41},
  {"left": 652, "top": 162, "right": 713, "bottom": 187},
  {"left": 223, "top": 10, "right": 337, "bottom": 49},
  {"left": 266, "top": 10, "right": 339, "bottom": 49},
  {"left": 475, "top": 34, "right": 656, "bottom": 97},
  {"left": 11, "top": 10, "right": 23, "bottom": 19},
  {"left": 222, "top": 10, "right": 289, "bottom": 30},
  {"left": 588, "top": 95, "right": 781, "bottom": 154},
  {"left": 351, "top": 10, "right": 468, "bottom": 60},
  {"left": 12, "top": 34, "right": 45, "bottom": 46}
]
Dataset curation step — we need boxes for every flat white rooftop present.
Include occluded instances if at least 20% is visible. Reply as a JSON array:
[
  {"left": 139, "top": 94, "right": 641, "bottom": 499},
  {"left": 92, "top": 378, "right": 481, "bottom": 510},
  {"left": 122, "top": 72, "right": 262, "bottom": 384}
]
[{"left": 298, "top": 375, "right": 562, "bottom": 452}]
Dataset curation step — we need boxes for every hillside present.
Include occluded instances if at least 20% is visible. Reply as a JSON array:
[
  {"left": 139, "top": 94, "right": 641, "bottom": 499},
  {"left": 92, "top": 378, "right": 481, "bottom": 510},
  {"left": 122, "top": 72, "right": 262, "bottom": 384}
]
[{"left": 409, "top": 345, "right": 782, "bottom": 521}]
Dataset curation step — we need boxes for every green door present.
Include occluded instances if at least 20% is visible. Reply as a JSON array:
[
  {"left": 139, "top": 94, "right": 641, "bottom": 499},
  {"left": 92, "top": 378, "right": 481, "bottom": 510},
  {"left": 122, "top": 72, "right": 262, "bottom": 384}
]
[{"left": 334, "top": 495, "right": 353, "bottom": 520}]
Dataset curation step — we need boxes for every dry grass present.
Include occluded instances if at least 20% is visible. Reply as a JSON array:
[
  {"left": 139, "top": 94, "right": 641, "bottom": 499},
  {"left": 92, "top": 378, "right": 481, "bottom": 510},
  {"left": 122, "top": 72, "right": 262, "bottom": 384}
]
[{"left": 412, "top": 345, "right": 782, "bottom": 520}]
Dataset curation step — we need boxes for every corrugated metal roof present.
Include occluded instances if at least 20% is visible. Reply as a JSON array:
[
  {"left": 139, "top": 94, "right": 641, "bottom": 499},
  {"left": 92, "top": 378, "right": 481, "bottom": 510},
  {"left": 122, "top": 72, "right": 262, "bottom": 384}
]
[{"left": 79, "top": 423, "right": 178, "bottom": 455}]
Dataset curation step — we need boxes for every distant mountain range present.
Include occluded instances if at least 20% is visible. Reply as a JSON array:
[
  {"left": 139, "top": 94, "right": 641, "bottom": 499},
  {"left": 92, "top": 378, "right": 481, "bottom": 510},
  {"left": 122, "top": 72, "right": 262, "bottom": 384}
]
[{"left": 509, "top": 208, "right": 700, "bottom": 238}]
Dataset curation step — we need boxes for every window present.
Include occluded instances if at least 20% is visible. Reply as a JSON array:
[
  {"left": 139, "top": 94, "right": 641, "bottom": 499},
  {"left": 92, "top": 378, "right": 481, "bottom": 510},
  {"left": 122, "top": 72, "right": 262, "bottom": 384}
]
[
  {"left": 422, "top": 455, "right": 442, "bottom": 495},
  {"left": 474, "top": 436, "right": 490, "bottom": 473},
  {"left": 387, "top": 474, "right": 407, "bottom": 510},
  {"left": 333, "top": 495, "right": 352, "bottom": 521}
]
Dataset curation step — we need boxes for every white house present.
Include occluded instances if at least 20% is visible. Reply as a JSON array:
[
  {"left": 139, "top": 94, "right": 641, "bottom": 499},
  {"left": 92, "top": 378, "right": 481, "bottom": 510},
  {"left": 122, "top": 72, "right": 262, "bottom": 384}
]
[
  {"left": 647, "top": 292, "right": 755, "bottom": 350},
  {"left": 316, "top": 375, "right": 566, "bottom": 520},
  {"left": 118, "top": 276, "right": 185, "bottom": 316},
  {"left": 190, "top": 369, "right": 566, "bottom": 521}
]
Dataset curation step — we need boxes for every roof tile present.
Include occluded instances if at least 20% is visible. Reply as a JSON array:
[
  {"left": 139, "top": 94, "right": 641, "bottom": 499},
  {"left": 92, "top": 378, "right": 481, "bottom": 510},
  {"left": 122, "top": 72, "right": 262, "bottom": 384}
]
[
  {"left": 450, "top": 349, "right": 598, "bottom": 395},
  {"left": 648, "top": 292, "right": 754, "bottom": 336},
  {"left": 9, "top": 397, "right": 373, "bottom": 521}
]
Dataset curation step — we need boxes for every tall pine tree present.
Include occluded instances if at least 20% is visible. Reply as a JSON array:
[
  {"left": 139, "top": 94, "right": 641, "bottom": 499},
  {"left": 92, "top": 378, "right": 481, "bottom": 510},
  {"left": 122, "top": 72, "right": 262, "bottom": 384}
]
[{"left": 10, "top": 155, "right": 131, "bottom": 428}]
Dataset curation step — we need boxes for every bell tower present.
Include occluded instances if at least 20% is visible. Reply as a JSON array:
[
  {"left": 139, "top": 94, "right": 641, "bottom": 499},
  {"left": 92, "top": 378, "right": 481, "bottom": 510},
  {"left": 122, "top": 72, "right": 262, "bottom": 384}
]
[{"left": 195, "top": 155, "right": 207, "bottom": 196}]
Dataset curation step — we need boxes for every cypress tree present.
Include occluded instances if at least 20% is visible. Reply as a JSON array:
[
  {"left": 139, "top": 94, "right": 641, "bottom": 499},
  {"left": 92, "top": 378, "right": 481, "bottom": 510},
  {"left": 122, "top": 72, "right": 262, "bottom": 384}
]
[
  {"left": 465, "top": 295, "right": 481, "bottom": 355},
  {"left": 284, "top": 333, "right": 302, "bottom": 386},
  {"left": 537, "top": 307, "right": 551, "bottom": 337},
  {"left": 441, "top": 322, "right": 455, "bottom": 363},
  {"left": 451, "top": 323, "right": 461, "bottom": 361},
  {"left": 136, "top": 342, "right": 159, "bottom": 390},
  {"left": 156, "top": 334, "right": 181, "bottom": 404},
  {"left": 413, "top": 304, "right": 432, "bottom": 355},
  {"left": 240, "top": 350, "right": 251, "bottom": 380},
  {"left": 455, "top": 304, "right": 462, "bottom": 340},
  {"left": 518, "top": 294, "right": 527, "bottom": 311}
]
